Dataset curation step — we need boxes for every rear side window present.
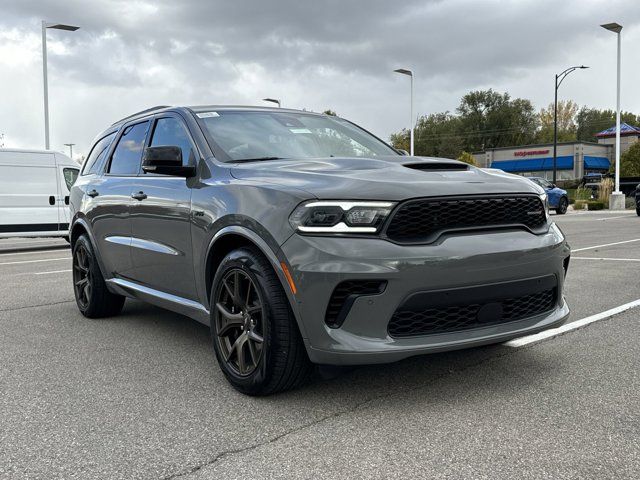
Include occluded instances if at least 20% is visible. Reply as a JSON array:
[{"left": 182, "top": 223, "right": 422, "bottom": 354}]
[
  {"left": 108, "top": 121, "right": 150, "bottom": 175},
  {"left": 149, "top": 117, "right": 196, "bottom": 166},
  {"left": 63, "top": 168, "right": 79, "bottom": 190},
  {"left": 82, "top": 132, "right": 116, "bottom": 175}
]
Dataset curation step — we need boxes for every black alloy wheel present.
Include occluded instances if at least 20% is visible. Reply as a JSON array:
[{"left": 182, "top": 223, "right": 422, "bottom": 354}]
[
  {"left": 73, "top": 242, "right": 92, "bottom": 310},
  {"left": 214, "top": 268, "right": 265, "bottom": 376}
]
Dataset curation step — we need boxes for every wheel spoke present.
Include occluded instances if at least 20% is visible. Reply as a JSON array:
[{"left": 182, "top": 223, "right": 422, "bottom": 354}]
[
  {"left": 75, "top": 278, "right": 87, "bottom": 288},
  {"left": 247, "top": 339, "right": 259, "bottom": 366},
  {"left": 215, "top": 302, "right": 244, "bottom": 336},
  {"left": 247, "top": 329, "right": 263, "bottom": 343}
]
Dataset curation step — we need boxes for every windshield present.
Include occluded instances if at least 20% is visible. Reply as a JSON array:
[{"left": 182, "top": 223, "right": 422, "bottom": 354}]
[{"left": 198, "top": 111, "right": 398, "bottom": 161}]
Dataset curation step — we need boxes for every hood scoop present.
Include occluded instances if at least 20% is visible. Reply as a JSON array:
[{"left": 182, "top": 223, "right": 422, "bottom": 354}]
[{"left": 403, "top": 162, "right": 469, "bottom": 172}]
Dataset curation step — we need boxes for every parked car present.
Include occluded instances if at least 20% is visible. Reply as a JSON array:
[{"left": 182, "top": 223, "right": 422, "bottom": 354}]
[
  {"left": 69, "top": 106, "right": 571, "bottom": 395},
  {"left": 0, "top": 148, "right": 79, "bottom": 239},
  {"left": 527, "top": 177, "right": 569, "bottom": 214},
  {"left": 635, "top": 184, "right": 640, "bottom": 216}
]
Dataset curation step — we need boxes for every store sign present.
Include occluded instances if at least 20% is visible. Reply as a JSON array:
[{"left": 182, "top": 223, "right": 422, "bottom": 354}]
[{"left": 514, "top": 149, "right": 550, "bottom": 157}]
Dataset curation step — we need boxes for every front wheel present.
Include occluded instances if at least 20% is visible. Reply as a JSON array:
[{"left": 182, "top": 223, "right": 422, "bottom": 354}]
[
  {"left": 210, "top": 247, "right": 311, "bottom": 395},
  {"left": 72, "top": 234, "right": 125, "bottom": 318},
  {"left": 555, "top": 197, "right": 568, "bottom": 215}
]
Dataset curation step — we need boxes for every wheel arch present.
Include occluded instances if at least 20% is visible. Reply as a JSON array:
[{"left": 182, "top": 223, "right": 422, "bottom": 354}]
[
  {"left": 204, "top": 226, "right": 306, "bottom": 338},
  {"left": 69, "top": 217, "right": 109, "bottom": 280}
]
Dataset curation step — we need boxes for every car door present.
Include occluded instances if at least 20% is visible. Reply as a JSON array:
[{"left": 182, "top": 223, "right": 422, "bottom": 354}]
[
  {"left": 88, "top": 121, "right": 150, "bottom": 279},
  {"left": 129, "top": 114, "right": 198, "bottom": 300}
]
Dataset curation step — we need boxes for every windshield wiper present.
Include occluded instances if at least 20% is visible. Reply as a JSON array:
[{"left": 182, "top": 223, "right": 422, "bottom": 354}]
[{"left": 231, "top": 156, "right": 286, "bottom": 163}]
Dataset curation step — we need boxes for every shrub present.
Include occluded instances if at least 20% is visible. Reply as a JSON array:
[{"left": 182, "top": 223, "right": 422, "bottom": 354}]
[
  {"left": 598, "top": 178, "right": 613, "bottom": 203},
  {"left": 573, "top": 200, "right": 587, "bottom": 210},
  {"left": 587, "top": 201, "right": 606, "bottom": 210},
  {"left": 575, "top": 187, "right": 594, "bottom": 201}
]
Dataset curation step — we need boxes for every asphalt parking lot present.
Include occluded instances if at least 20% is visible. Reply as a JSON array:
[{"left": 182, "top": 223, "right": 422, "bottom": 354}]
[{"left": 1, "top": 211, "right": 639, "bottom": 479}]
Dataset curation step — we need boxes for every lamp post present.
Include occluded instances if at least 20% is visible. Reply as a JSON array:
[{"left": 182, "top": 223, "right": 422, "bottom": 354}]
[
  {"left": 394, "top": 68, "right": 414, "bottom": 156},
  {"left": 42, "top": 21, "right": 79, "bottom": 150},
  {"left": 64, "top": 143, "right": 75, "bottom": 159},
  {"left": 552, "top": 65, "right": 588, "bottom": 184},
  {"left": 601, "top": 23, "right": 623, "bottom": 207},
  {"left": 263, "top": 98, "right": 281, "bottom": 108}
]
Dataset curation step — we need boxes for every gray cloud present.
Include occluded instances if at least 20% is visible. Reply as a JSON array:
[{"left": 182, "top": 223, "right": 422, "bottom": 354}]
[{"left": 0, "top": 0, "right": 639, "bottom": 159}]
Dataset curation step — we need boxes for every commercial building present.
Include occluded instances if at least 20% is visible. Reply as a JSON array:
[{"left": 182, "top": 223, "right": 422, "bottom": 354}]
[{"left": 472, "top": 123, "right": 640, "bottom": 181}]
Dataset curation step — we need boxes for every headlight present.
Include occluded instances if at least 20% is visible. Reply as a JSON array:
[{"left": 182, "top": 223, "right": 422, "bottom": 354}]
[
  {"left": 289, "top": 201, "right": 395, "bottom": 233},
  {"left": 539, "top": 193, "right": 550, "bottom": 220}
]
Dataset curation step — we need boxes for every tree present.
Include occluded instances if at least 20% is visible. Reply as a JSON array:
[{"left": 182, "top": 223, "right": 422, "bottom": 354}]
[
  {"left": 576, "top": 107, "right": 640, "bottom": 142},
  {"left": 456, "top": 89, "right": 538, "bottom": 152},
  {"left": 537, "top": 100, "right": 578, "bottom": 143},
  {"left": 323, "top": 109, "right": 337, "bottom": 116},
  {"left": 457, "top": 151, "right": 477, "bottom": 166},
  {"left": 616, "top": 141, "right": 640, "bottom": 176}
]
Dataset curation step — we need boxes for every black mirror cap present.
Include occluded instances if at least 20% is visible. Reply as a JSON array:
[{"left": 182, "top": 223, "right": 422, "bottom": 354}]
[{"left": 142, "top": 146, "right": 196, "bottom": 177}]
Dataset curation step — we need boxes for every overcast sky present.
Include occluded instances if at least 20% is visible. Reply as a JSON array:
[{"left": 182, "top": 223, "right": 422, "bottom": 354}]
[{"left": 1, "top": 0, "right": 639, "bottom": 160}]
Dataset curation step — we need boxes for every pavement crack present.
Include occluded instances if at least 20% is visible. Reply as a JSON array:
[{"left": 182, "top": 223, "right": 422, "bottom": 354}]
[
  {"left": 0, "top": 300, "right": 74, "bottom": 313},
  {"left": 160, "top": 346, "right": 521, "bottom": 479}
]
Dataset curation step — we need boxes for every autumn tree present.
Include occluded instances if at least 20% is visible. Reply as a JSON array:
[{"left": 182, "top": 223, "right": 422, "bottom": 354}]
[
  {"left": 457, "top": 151, "right": 477, "bottom": 166},
  {"left": 537, "top": 100, "right": 578, "bottom": 143}
]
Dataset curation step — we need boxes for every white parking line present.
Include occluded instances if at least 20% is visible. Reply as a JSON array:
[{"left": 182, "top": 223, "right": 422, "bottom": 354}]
[
  {"left": 0, "top": 258, "right": 69, "bottom": 266},
  {"left": 504, "top": 298, "right": 640, "bottom": 348},
  {"left": 572, "top": 238, "right": 640, "bottom": 252},
  {"left": 572, "top": 257, "right": 640, "bottom": 263},
  {"left": 0, "top": 249, "right": 70, "bottom": 257},
  {"left": 33, "top": 269, "right": 72, "bottom": 275}
]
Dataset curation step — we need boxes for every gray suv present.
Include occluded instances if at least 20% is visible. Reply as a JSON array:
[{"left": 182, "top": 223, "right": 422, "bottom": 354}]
[{"left": 70, "top": 106, "right": 571, "bottom": 395}]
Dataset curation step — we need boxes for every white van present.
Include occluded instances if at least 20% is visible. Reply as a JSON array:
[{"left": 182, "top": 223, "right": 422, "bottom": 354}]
[{"left": 0, "top": 148, "right": 80, "bottom": 239}]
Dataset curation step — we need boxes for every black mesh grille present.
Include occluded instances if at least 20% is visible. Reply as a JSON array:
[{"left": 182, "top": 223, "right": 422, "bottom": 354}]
[
  {"left": 385, "top": 195, "right": 547, "bottom": 243},
  {"left": 325, "top": 280, "right": 387, "bottom": 328},
  {"left": 388, "top": 288, "right": 556, "bottom": 338}
]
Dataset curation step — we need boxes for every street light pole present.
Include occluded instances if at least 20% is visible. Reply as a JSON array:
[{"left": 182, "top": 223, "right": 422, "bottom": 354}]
[
  {"left": 601, "top": 22, "right": 624, "bottom": 208},
  {"left": 64, "top": 143, "right": 75, "bottom": 159},
  {"left": 394, "top": 68, "right": 414, "bottom": 156},
  {"left": 41, "top": 21, "right": 80, "bottom": 150},
  {"left": 552, "top": 65, "right": 588, "bottom": 184}
]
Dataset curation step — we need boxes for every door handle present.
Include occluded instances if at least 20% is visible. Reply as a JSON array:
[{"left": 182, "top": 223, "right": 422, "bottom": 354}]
[
  {"left": 87, "top": 189, "right": 99, "bottom": 198},
  {"left": 131, "top": 191, "right": 147, "bottom": 201}
]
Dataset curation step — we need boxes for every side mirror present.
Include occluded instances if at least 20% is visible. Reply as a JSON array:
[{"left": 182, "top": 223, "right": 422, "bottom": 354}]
[{"left": 142, "top": 146, "right": 196, "bottom": 177}]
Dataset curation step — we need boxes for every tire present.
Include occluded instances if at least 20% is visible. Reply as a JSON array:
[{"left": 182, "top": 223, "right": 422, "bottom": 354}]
[
  {"left": 636, "top": 207, "right": 640, "bottom": 217},
  {"left": 72, "top": 234, "right": 125, "bottom": 318},
  {"left": 210, "top": 247, "right": 312, "bottom": 395},
  {"left": 555, "top": 197, "right": 568, "bottom": 215}
]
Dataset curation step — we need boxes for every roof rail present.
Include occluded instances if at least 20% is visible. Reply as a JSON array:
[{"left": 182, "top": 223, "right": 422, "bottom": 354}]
[{"left": 111, "top": 105, "right": 171, "bottom": 126}]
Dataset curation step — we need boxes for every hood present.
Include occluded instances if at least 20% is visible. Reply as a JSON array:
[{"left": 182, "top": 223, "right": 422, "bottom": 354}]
[{"left": 229, "top": 156, "right": 543, "bottom": 201}]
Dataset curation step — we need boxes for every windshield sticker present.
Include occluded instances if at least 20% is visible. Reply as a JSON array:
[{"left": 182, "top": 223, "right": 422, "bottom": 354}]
[
  {"left": 289, "top": 128, "right": 312, "bottom": 134},
  {"left": 197, "top": 112, "right": 220, "bottom": 118}
]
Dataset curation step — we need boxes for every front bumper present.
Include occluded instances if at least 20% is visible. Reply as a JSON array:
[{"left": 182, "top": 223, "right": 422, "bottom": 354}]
[{"left": 281, "top": 223, "right": 570, "bottom": 365}]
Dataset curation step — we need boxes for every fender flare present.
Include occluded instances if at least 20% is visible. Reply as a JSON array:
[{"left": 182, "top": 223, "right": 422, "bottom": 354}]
[
  {"left": 205, "top": 226, "right": 307, "bottom": 338},
  {"left": 70, "top": 216, "right": 110, "bottom": 281}
]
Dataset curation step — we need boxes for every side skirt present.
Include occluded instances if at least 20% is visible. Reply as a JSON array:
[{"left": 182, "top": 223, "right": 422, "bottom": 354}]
[{"left": 106, "top": 278, "right": 210, "bottom": 325}]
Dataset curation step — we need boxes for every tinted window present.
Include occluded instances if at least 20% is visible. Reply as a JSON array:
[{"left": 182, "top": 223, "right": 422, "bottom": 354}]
[
  {"left": 149, "top": 117, "right": 196, "bottom": 166},
  {"left": 82, "top": 132, "right": 116, "bottom": 175},
  {"left": 63, "top": 168, "right": 79, "bottom": 190},
  {"left": 108, "top": 121, "right": 150, "bottom": 175}
]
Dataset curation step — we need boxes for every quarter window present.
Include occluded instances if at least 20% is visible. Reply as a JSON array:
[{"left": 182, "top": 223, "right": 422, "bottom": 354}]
[
  {"left": 63, "top": 168, "right": 79, "bottom": 190},
  {"left": 149, "top": 117, "right": 196, "bottom": 166},
  {"left": 108, "top": 121, "right": 150, "bottom": 175}
]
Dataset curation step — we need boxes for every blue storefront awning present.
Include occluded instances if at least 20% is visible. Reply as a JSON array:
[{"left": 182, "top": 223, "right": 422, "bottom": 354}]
[
  {"left": 491, "top": 156, "right": 573, "bottom": 172},
  {"left": 584, "top": 156, "right": 610, "bottom": 170}
]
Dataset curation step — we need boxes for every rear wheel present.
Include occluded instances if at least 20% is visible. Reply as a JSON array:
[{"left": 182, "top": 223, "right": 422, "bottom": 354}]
[
  {"left": 636, "top": 207, "right": 640, "bottom": 217},
  {"left": 210, "top": 247, "right": 312, "bottom": 395},
  {"left": 72, "top": 234, "right": 125, "bottom": 318},
  {"left": 555, "top": 197, "right": 568, "bottom": 215}
]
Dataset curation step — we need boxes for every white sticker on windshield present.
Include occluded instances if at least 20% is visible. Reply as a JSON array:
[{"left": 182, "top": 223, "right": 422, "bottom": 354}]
[
  {"left": 197, "top": 112, "right": 220, "bottom": 118},
  {"left": 289, "top": 128, "right": 312, "bottom": 134}
]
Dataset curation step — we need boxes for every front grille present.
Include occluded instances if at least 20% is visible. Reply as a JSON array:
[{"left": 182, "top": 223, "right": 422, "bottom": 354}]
[
  {"left": 325, "top": 280, "right": 387, "bottom": 328},
  {"left": 385, "top": 195, "right": 547, "bottom": 243},
  {"left": 388, "top": 277, "right": 557, "bottom": 337}
]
